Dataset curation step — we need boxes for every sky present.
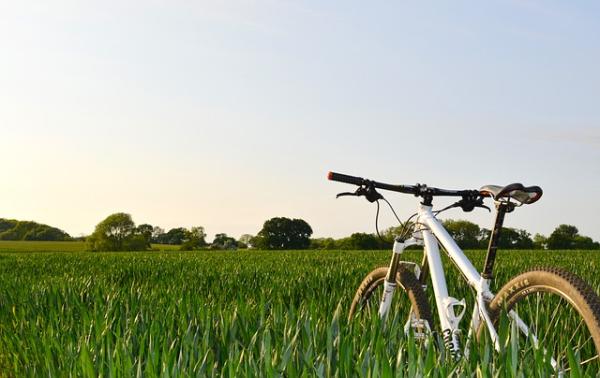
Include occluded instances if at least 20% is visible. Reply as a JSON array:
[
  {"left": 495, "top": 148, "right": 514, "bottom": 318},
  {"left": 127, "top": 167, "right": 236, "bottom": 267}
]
[{"left": 1, "top": 1, "right": 599, "bottom": 242}]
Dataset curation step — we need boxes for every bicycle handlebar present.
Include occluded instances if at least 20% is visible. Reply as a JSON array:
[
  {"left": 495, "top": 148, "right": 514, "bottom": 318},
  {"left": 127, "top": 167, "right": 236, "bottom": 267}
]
[{"left": 327, "top": 171, "right": 480, "bottom": 198}]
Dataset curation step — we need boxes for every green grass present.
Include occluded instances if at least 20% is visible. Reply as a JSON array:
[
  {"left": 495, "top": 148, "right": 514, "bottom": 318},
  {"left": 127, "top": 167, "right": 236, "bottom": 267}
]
[
  {"left": 0, "top": 240, "right": 180, "bottom": 252},
  {"left": 1, "top": 248, "right": 599, "bottom": 376},
  {"left": 0, "top": 240, "right": 87, "bottom": 252}
]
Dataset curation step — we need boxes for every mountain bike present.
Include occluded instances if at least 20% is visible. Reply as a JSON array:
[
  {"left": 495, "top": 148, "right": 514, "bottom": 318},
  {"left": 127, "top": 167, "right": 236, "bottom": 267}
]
[{"left": 328, "top": 171, "right": 600, "bottom": 373}]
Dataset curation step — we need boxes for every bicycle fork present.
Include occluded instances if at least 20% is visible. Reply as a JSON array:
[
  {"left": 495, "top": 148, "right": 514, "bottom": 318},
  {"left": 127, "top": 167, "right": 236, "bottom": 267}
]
[{"left": 378, "top": 238, "right": 420, "bottom": 319}]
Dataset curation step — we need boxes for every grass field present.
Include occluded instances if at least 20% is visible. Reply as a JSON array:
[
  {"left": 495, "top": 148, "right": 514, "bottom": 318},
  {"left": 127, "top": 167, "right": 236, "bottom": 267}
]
[
  {"left": 1, "top": 243, "right": 599, "bottom": 376},
  {"left": 0, "top": 240, "right": 87, "bottom": 252},
  {"left": 0, "top": 240, "right": 180, "bottom": 253}
]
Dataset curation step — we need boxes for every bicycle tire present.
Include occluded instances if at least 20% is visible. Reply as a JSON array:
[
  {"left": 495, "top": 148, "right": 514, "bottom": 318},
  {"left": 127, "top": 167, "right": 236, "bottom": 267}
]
[
  {"left": 348, "top": 264, "right": 433, "bottom": 330},
  {"left": 480, "top": 266, "right": 600, "bottom": 372}
]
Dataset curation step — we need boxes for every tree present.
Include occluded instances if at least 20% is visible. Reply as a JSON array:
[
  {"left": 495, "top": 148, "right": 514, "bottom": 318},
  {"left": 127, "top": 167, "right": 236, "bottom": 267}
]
[
  {"left": 547, "top": 225, "right": 600, "bottom": 250},
  {"left": 158, "top": 227, "right": 188, "bottom": 245},
  {"left": 211, "top": 233, "right": 237, "bottom": 250},
  {"left": 547, "top": 224, "right": 579, "bottom": 249},
  {"left": 24, "top": 226, "right": 71, "bottom": 241},
  {"left": 575, "top": 235, "right": 600, "bottom": 249},
  {"left": 382, "top": 223, "right": 416, "bottom": 242},
  {"left": 0, "top": 218, "right": 71, "bottom": 241},
  {"left": 573, "top": 235, "right": 600, "bottom": 249},
  {"left": 337, "top": 233, "right": 381, "bottom": 250},
  {"left": 238, "top": 234, "right": 254, "bottom": 248},
  {"left": 151, "top": 226, "right": 164, "bottom": 243},
  {"left": 442, "top": 219, "right": 481, "bottom": 249},
  {"left": 0, "top": 219, "right": 18, "bottom": 233},
  {"left": 180, "top": 227, "right": 207, "bottom": 251},
  {"left": 533, "top": 233, "right": 548, "bottom": 250},
  {"left": 310, "top": 238, "right": 337, "bottom": 250},
  {"left": 479, "top": 227, "right": 534, "bottom": 249},
  {"left": 87, "top": 213, "right": 147, "bottom": 251},
  {"left": 136, "top": 224, "right": 154, "bottom": 247},
  {"left": 252, "top": 217, "right": 313, "bottom": 249}
]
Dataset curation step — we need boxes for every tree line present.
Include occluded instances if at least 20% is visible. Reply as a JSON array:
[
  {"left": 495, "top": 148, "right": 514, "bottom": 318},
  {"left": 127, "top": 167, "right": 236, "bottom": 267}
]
[
  {"left": 2, "top": 213, "right": 598, "bottom": 251},
  {"left": 0, "top": 218, "right": 71, "bottom": 241},
  {"left": 86, "top": 213, "right": 228, "bottom": 251},
  {"left": 84, "top": 212, "right": 600, "bottom": 252},
  {"left": 441, "top": 220, "right": 599, "bottom": 250},
  {"left": 312, "top": 220, "right": 599, "bottom": 250},
  {"left": 85, "top": 213, "right": 313, "bottom": 251}
]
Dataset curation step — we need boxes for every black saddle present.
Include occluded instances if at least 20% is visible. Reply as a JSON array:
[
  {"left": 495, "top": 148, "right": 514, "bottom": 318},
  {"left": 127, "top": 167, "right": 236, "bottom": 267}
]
[{"left": 479, "top": 183, "right": 543, "bottom": 205}]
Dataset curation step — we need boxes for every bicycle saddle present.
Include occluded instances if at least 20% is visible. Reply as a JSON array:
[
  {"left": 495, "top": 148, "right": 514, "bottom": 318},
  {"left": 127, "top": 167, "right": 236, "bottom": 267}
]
[{"left": 479, "top": 183, "right": 543, "bottom": 205}]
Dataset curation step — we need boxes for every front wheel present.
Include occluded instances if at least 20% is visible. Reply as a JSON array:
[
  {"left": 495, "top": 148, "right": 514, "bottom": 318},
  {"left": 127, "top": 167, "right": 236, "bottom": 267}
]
[
  {"left": 348, "top": 264, "right": 433, "bottom": 336},
  {"left": 480, "top": 266, "right": 600, "bottom": 374}
]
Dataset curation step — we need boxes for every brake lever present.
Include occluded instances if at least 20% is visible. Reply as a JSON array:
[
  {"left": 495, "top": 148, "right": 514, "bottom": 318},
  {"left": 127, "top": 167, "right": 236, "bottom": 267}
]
[
  {"left": 336, "top": 192, "right": 358, "bottom": 198},
  {"left": 336, "top": 185, "right": 383, "bottom": 203}
]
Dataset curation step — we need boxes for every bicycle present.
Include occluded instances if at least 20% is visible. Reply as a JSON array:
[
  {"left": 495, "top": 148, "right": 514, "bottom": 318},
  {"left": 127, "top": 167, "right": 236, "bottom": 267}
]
[{"left": 328, "top": 171, "right": 600, "bottom": 373}]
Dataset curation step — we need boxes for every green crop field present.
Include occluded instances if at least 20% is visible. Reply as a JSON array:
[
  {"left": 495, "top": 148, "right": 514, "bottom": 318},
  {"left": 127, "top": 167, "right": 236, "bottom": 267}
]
[
  {"left": 0, "top": 240, "right": 180, "bottom": 253},
  {"left": 0, "top": 240, "right": 87, "bottom": 253},
  {"left": 1, "top": 247, "right": 599, "bottom": 376}
]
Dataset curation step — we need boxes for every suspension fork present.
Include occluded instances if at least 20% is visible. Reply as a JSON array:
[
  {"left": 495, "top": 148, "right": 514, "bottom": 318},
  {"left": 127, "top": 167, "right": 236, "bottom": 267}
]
[{"left": 378, "top": 238, "right": 420, "bottom": 319}]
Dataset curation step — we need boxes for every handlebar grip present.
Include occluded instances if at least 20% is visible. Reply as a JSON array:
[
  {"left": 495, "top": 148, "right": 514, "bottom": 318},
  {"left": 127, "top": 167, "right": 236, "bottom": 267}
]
[{"left": 327, "top": 171, "right": 365, "bottom": 186}]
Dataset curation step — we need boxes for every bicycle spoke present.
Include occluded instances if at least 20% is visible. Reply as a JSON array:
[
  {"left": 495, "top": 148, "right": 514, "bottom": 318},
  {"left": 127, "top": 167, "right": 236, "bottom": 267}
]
[
  {"left": 561, "top": 354, "right": 599, "bottom": 374},
  {"left": 574, "top": 334, "right": 593, "bottom": 355},
  {"left": 535, "top": 292, "right": 540, "bottom": 336},
  {"left": 564, "top": 319, "right": 586, "bottom": 351},
  {"left": 579, "top": 354, "right": 599, "bottom": 366},
  {"left": 502, "top": 288, "right": 599, "bottom": 375},
  {"left": 539, "top": 300, "right": 563, "bottom": 347}
]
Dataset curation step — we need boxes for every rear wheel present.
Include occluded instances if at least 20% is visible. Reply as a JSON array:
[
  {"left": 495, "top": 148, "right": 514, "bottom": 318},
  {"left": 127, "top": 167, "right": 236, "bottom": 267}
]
[
  {"left": 348, "top": 264, "right": 433, "bottom": 337},
  {"left": 480, "top": 267, "right": 600, "bottom": 374}
]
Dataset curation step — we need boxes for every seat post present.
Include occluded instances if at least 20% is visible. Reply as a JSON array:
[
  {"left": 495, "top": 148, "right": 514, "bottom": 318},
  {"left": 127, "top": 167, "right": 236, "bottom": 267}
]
[{"left": 482, "top": 202, "right": 513, "bottom": 280}]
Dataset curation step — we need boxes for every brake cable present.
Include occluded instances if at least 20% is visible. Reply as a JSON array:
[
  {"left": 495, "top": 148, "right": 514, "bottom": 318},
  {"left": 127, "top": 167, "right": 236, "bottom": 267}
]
[
  {"left": 337, "top": 184, "right": 419, "bottom": 243},
  {"left": 376, "top": 197, "right": 418, "bottom": 243},
  {"left": 338, "top": 184, "right": 489, "bottom": 243}
]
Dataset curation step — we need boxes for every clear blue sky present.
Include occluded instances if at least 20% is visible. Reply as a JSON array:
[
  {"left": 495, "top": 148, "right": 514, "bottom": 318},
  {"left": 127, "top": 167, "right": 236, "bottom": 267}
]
[{"left": 1, "top": 1, "right": 599, "bottom": 241}]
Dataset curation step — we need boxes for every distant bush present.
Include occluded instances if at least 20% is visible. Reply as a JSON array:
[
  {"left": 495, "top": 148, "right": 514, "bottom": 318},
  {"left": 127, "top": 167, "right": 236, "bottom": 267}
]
[
  {"left": 252, "top": 217, "right": 313, "bottom": 250},
  {"left": 309, "top": 220, "right": 600, "bottom": 251},
  {"left": 0, "top": 218, "right": 71, "bottom": 241},
  {"left": 179, "top": 227, "right": 208, "bottom": 251},
  {"left": 155, "top": 227, "right": 188, "bottom": 245},
  {"left": 87, "top": 213, "right": 148, "bottom": 252},
  {"left": 310, "top": 233, "right": 388, "bottom": 250},
  {"left": 547, "top": 225, "right": 600, "bottom": 250},
  {"left": 209, "top": 233, "right": 237, "bottom": 250},
  {"left": 337, "top": 233, "right": 385, "bottom": 250}
]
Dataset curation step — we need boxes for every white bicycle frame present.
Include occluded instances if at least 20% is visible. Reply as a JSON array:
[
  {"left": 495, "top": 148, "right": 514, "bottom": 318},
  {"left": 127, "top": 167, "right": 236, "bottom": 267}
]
[{"left": 378, "top": 203, "right": 539, "bottom": 359}]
